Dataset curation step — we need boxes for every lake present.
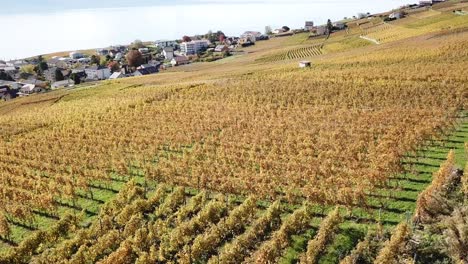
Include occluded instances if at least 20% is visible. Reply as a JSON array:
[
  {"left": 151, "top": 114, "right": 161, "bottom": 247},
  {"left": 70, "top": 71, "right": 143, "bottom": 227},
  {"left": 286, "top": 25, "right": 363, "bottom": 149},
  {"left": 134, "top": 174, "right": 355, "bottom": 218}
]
[{"left": 0, "top": 0, "right": 414, "bottom": 60}]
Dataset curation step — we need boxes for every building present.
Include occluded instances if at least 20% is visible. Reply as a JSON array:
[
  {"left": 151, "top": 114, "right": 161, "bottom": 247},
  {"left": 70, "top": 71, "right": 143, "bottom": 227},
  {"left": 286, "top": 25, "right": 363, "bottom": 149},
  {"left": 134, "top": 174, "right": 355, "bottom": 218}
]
[
  {"left": 241, "top": 31, "right": 262, "bottom": 40},
  {"left": 109, "top": 72, "right": 125, "bottom": 80},
  {"left": 134, "top": 66, "right": 158, "bottom": 76},
  {"left": 96, "top": 49, "right": 109, "bottom": 56},
  {"left": 51, "top": 79, "right": 75, "bottom": 89},
  {"left": 272, "top": 28, "right": 286, "bottom": 34},
  {"left": 180, "top": 40, "right": 210, "bottom": 55},
  {"left": 163, "top": 47, "right": 174, "bottom": 60},
  {"left": 155, "top": 40, "right": 178, "bottom": 48},
  {"left": 171, "top": 56, "right": 190, "bottom": 66},
  {"left": 419, "top": 0, "right": 433, "bottom": 6},
  {"left": 299, "top": 61, "right": 312, "bottom": 68},
  {"left": 333, "top": 22, "right": 346, "bottom": 30},
  {"left": 70, "top": 52, "right": 85, "bottom": 60},
  {"left": 214, "top": 45, "right": 229, "bottom": 53},
  {"left": 305, "top": 21, "right": 315, "bottom": 31},
  {"left": 389, "top": 11, "right": 405, "bottom": 20},
  {"left": 114, "top": 53, "right": 123, "bottom": 61},
  {"left": 138, "top": 64, "right": 159, "bottom": 73},
  {"left": 138, "top": 48, "right": 150, "bottom": 54},
  {"left": 19, "top": 84, "right": 45, "bottom": 94},
  {"left": 85, "top": 66, "right": 111, "bottom": 80}
]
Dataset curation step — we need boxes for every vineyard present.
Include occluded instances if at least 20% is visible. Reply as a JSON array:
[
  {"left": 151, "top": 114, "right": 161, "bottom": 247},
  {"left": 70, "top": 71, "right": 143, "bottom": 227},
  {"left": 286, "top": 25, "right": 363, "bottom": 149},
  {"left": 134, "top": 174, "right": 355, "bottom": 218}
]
[
  {"left": 0, "top": 5, "right": 468, "bottom": 264},
  {"left": 360, "top": 11, "right": 468, "bottom": 44},
  {"left": 256, "top": 44, "right": 323, "bottom": 63}
]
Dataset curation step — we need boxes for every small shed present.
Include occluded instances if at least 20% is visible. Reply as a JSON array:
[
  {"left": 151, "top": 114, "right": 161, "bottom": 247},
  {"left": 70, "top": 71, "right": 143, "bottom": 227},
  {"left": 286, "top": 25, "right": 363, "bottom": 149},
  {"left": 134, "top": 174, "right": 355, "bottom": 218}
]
[{"left": 299, "top": 61, "right": 312, "bottom": 68}]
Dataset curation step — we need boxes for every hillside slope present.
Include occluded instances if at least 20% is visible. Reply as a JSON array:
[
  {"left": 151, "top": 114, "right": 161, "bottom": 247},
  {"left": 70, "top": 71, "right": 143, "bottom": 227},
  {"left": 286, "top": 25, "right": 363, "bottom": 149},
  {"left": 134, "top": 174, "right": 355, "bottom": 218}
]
[{"left": 0, "top": 6, "right": 467, "bottom": 264}]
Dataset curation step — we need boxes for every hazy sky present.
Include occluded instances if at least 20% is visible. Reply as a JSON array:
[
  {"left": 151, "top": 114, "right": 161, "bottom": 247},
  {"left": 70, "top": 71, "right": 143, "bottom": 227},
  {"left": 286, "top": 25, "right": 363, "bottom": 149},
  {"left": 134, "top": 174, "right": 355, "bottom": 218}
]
[{"left": 0, "top": 0, "right": 414, "bottom": 60}]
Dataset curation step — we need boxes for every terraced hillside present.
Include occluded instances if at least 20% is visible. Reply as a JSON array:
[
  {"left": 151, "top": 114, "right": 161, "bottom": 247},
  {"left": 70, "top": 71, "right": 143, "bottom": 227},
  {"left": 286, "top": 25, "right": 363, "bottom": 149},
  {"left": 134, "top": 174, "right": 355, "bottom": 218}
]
[{"left": 0, "top": 3, "right": 467, "bottom": 264}]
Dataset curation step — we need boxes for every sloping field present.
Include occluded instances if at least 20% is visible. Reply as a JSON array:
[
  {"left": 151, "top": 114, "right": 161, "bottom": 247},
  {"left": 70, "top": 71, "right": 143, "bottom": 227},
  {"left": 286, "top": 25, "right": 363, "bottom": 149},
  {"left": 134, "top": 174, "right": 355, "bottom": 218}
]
[{"left": 0, "top": 10, "right": 467, "bottom": 264}]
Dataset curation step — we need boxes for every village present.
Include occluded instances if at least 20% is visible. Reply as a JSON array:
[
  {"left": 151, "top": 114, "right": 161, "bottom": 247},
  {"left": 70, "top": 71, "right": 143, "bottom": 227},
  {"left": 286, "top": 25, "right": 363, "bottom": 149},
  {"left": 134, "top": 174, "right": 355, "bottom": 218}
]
[{"left": 0, "top": 0, "right": 451, "bottom": 101}]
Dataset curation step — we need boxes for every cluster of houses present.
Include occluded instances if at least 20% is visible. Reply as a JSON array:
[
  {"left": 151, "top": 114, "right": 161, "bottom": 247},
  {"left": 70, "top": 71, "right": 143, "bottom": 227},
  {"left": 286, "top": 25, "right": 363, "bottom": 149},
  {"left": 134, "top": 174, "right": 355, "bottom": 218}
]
[{"left": 0, "top": 31, "right": 261, "bottom": 100}]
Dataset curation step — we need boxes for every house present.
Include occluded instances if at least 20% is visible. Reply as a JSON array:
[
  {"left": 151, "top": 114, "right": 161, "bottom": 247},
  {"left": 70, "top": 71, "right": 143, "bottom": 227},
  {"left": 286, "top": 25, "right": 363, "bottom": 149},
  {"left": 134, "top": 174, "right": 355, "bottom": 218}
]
[
  {"left": 51, "top": 79, "right": 75, "bottom": 89},
  {"left": 419, "top": 0, "right": 433, "bottom": 6},
  {"left": 114, "top": 53, "right": 123, "bottom": 61},
  {"left": 70, "top": 52, "right": 84, "bottom": 59},
  {"left": 138, "top": 64, "right": 159, "bottom": 73},
  {"left": 85, "top": 66, "right": 111, "bottom": 80},
  {"left": 78, "top": 57, "right": 91, "bottom": 64},
  {"left": 238, "top": 37, "right": 255, "bottom": 47},
  {"left": 316, "top": 26, "right": 328, "bottom": 35},
  {"left": 240, "top": 32, "right": 259, "bottom": 43},
  {"left": 163, "top": 47, "right": 174, "bottom": 60},
  {"left": 20, "top": 84, "right": 45, "bottom": 94},
  {"left": 134, "top": 68, "right": 156, "bottom": 77},
  {"left": 275, "top": 32, "right": 295, "bottom": 37},
  {"left": 389, "top": 11, "right": 405, "bottom": 20},
  {"left": 241, "top": 31, "right": 262, "bottom": 40},
  {"left": 333, "top": 22, "right": 346, "bottom": 30},
  {"left": 22, "top": 78, "right": 48, "bottom": 88},
  {"left": 171, "top": 56, "right": 190, "bottom": 66},
  {"left": 109, "top": 72, "right": 125, "bottom": 80},
  {"left": 272, "top": 28, "right": 286, "bottom": 34},
  {"left": 180, "top": 40, "right": 210, "bottom": 55},
  {"left": 305, "top": 21, "right": 315, "bottom": 31},
  {"left": 0, "top": 80, "right": 22, "bottom": 90},
  {"left": 155, "top": 40, "right": 178, "bottom": 48},
  {"left": 96, "top": 49, "right": 109, "bottom": 56},
  {"left": 214, "top": 45, "right": 229, "bottom": 53},
  {"left": 138, "top": 48, "right": 150, "bottom": 54},
  {"left": 299, "top": 61, "right": 312, "bottom": 68}
]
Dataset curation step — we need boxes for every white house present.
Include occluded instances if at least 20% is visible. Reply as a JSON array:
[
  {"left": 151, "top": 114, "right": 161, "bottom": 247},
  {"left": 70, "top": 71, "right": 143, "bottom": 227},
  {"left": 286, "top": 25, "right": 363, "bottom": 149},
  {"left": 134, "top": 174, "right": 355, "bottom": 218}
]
[
  {"left": 85, "top": 66, "right": 111, "bottom": 80},
  {"left": 163, "top": 47, "right": 174, "bottom": 60},
  {"left": 20, "top": 84, "right": 45, "bottom": 94},
  {"left": 180, "top": 40, "right": 210, "bottom": 55},
  {"left": 272, "top": 28, "right": 286, "bottom": 34}
]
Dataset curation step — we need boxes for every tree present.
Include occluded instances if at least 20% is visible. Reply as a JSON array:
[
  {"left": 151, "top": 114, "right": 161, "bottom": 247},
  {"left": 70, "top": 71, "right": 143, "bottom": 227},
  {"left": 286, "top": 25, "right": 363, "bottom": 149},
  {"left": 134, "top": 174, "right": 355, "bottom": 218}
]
[
  {"left": 70, "top": 73, "right": 81, "bottom": 85},
  {"left": 37, "top": 61, "right": 48, "bottom": 74},
  {"left": 219, "top": 33, "right": 226, "bottom": 43},
  {"left": 326, "top": 19, "right": 333, "bottom": 34},
  {"left": 108, "top": 61, "right": 121, "bottom": 73},
  {"left": 0, "top": 71, "right": 13, "bottom": 81},
  {"left": 182, "top": 36, "right": 192, "bottom": 42},
  {"left": 265, "top": 26, "right": 272, "bottom": 35},
  {"left": 126, "top": 50, "right": 144, "bottom": 68},
  {"left": 100, "top": 56, "right": 110, "bottom": 67},
  {"left": 132, "top": 39, "right": 145, "bottom": 49},
  {"left": 54, "top": 68, "right": 64, "bottom": 82},
  {"left": 20, "top": 64, "right": 35, "bottom": 74},
  {"left": 90, "top": 55, "right": 100, "bottom": 65},
  {"left": 282, "top": 26, "right": 290, "bottom": 32}
]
